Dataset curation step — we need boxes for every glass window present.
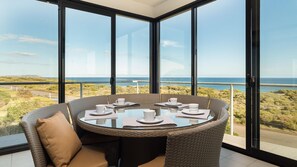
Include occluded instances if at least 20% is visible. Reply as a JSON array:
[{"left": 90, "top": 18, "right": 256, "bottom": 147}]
[
  {"left": 197, "top": 0, "right": 246, "bottom": 148},
  {"left": 116, "top": 15, "right": 150, "bottom": 94},
  {"left": 260, "top": 0, "right": 297, "bottom": 160},
  {"left": 65, "top": 9, "right": 111, "bottom": 101},
  {"left": 160, "top": 11, "right": 191, "bottom": 95},
  {"left": 0, "top": 0, "right": 58, "bottom": 148}
]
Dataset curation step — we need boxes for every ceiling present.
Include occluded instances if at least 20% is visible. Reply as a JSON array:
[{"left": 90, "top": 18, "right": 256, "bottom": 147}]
[
  {"left": 83, "top": 0, "right": 196, "bottom": 18},
  {"left": 131, "top": 0, "right": 168, "bottom": 7}
]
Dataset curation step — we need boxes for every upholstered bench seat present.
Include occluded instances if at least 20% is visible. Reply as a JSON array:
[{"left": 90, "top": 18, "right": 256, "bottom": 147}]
[
  {"left": 47, "top": 146, "right": 107, "bottom": 167},
  {"left": 68, "top": 145, "right": 108, "bottom": 167},
  {"left": 21, "top": 104, "right": 109, "bottom": 167}
]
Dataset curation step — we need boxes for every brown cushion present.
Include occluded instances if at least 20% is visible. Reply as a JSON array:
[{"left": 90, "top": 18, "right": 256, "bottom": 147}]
[
  {"left": 68, "top": 145, "right": 108, "bottom": 167},
  {"left": 138, "top": 155, "right": 165, "bottom": 167},
  {"left": 36, "top": 111, "right": 82, "bottom": 167}
]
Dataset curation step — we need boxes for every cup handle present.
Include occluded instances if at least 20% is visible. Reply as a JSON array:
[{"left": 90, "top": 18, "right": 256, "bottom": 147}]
[
  {"left": 115, "top": 100, "right": 118, "bottom": 103},
  {"left": 154, "top": 112, "right": 156, "bottom": 118},
  {"left": 168, "top": 99, "right": 171, "bottom": 102}
]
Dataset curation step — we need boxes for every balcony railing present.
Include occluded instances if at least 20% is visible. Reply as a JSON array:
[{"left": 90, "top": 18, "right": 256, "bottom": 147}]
[{"left": 0, "top": 80, "right": 296, "bottom": 137}]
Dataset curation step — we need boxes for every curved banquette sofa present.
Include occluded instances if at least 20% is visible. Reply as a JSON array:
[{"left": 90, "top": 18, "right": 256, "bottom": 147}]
[{"left": 21, "top": 94, "right": 229, "bottom": 167}]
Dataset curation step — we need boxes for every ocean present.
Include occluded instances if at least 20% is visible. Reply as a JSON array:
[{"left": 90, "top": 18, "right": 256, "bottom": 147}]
[{"left": 65, "top": 77, "right": 297, "bottom": 92}]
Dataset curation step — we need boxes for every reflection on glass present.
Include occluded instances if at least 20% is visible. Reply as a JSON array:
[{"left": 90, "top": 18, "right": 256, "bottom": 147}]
[
  {"left": 0, "top": 0, "right": 58, "bottom": 148},
  {"left": 160, "top": 11, "right": 191, "bottom": 95},
  {"left": 65, "top": 8, "right": 111, "bottom": 101},
  {"left": 116, "top": 16, "right": 150, "bottom": 94},
  {"left": 197, "top": 0, "right": 246, "bottom": 148},
  {"left": 260, "top": 0, "right": 297, "bottom": 160}
]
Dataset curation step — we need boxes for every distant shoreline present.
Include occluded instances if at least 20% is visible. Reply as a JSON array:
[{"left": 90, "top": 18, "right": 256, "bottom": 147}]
[{"left": 0, "top": 76, "right": 296, "bottom": 92}]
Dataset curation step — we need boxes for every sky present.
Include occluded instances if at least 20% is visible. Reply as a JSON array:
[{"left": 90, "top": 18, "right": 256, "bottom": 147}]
[{"left": 0, "top": 0, "right": 296, "bottom": 78}]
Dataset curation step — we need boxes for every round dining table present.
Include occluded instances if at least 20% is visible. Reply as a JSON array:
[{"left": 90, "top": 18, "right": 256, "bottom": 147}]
[{"left": 77, "top": 104, "right": 215, "bottom": 167}]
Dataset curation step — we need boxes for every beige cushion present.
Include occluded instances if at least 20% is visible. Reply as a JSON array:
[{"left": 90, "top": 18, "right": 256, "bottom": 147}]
[
  {"left": 36, "top": 111, "right": 82, "bottom": 167},
  {"left": 138, "top": 155, "right": 165, "bottom": 167},
  {"left": 69, "top": 145, "right": 108, "bottom": 167}
]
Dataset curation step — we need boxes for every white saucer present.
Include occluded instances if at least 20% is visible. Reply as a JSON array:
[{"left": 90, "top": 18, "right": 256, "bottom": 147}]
[
  {"left": 165, "top": 102, "right": 182, "bottom": 107},
  {"left": 136, "top": 118, "right": 164, "bottom": 124},
  {"left": 90, "top": 110, "right": 113, "bottom": 116},
  {"left": 182, "top": 109, "right": 204, "bottom": 115},
  {"left": 113, "top": 102, "right": 130, "bottom": 106}
]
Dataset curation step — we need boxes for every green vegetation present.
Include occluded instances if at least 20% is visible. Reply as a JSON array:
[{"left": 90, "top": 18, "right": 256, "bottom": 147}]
[
  {"left": 260, "top": 90, "right": 297, "bottom": 131},
  {"left": 0, "top": 76, "right": 296, "bottom": 137}
]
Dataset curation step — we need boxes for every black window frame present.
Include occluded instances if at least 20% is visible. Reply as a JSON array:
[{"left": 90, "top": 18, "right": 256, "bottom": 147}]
[{"left": 1, "top": 0, "right": 296, "bottom": 166}]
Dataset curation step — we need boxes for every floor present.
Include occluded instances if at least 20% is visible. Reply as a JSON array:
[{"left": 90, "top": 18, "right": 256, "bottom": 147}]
[
  {"left": 224, "top": 134, "right": 297, "bottom": 160},
  {"left": 219, "top": 148, "right": 278, "bottom": 167},
  {"left": 0, "top": 148, "right": 278, "bottom": 167}
]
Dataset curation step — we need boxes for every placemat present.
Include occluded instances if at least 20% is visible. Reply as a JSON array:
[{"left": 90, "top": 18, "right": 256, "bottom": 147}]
[
  {"left": 106, "top": 102, "right": 139, "bottom": 108},
  {"left": 176, "top": 109, "right": 210, "bottom": 119},
  {"left": 154, "top": 102, "right": 188, "bottom": 109},
  {"left": 123, "top": 116, "right": 176, "bottom": 128},
  {"left": 84, "top": 109, "right": 118, "bottom": 121}
]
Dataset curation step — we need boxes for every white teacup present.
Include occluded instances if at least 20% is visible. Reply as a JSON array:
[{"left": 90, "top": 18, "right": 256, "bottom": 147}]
[
  {"left": 189, "top": 103, "right": 199, "bottom": 112},
  {"left": 116, "top": 98, "right": 125, "bottom": 105},
  {"left": 143, "top": 109, "right": 156, "bottom": 121},
  {"left": 96, "top": 105, "right": 106, "bottom": 114},
  {"left": 168, "top": 98, "right": 178, "bottom": 104}
]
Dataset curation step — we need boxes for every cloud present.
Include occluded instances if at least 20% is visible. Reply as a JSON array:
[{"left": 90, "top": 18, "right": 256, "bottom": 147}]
[
  {"left": 0, "top": 33, "right": 57, "bottom": 45},
  {"left": 0, "top": 34, "right": 17, "bottom": 41},
  {"left": 1, "top": 51, "right": 37, "bottom": 57},
  {"left": 8, "top": 52, "right": 37, "bottom": 57},
  {"left": 18, "top": 35, "right": 57, "bottom": 45},
  {"left": 161, "top": 40, "right": 183, "bottom": 48},
  {"left": 0, "top": 61, "right": 50, "bottom": 66}
]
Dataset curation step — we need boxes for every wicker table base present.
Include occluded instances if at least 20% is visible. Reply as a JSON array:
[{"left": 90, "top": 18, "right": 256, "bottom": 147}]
[{"left": 119, "top": 137, "right": 167, "bottom": 167}]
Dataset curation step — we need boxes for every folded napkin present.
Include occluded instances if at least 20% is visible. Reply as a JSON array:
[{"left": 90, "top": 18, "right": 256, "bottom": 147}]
[
  {"left": 154, "top": 102, "right": 189, "bottom": 109},
  {"left": 176, "top": 109, "right": 210, "bottom": 119},
  {"left": 106, "top": 102, "right": 139, "bottom": 108},
  {"left": 84, "top": 109, "right": 118, "bottom": 121},
  {"left": 122, "top": 116, "right": 176, "bottom": 128}
]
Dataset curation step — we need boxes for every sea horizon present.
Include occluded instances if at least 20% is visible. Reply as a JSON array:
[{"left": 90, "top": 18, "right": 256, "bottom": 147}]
[
  {"left": 0, "top": 75, "right": 295, "bottom": 92},
  {"left": 63, "top": 77, "right": 296, "bottom": 92}
]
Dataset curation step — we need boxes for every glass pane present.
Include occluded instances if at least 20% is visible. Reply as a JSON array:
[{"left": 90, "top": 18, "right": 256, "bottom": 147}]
[
  {"left": 160, "top": 11, "right": 191, "bottom": 95},
  {"left": 0, "top": 0, "right": 58, "bottom": 148},
  {"left": 65, "top": 9, "right": 111, "bottom": 102},
  {"left": 116, "top": 16, "right": 150, "bottom": 94},
  {"left": 260, "top": 0, "right": 297, "bottom": 160},
  {"left": 197, "top": 0, "right": 246, "bottom": 148}
]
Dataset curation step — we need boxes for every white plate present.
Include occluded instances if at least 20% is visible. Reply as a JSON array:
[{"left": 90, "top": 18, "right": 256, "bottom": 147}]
[
  {"left": 136, "top": 118, "right": 164, "bottom": 124},
  {"left": 182, "top": 109, "right": 204, "bottom": 115},
  {"left": 90, "top": 110, "right": 113, "bottom": 116},
  {"left": 165, "top": 102, "right": 182, "bottom": 107},
  {"left": 113, "top": 102, "right": 130, "bottom": 106}
]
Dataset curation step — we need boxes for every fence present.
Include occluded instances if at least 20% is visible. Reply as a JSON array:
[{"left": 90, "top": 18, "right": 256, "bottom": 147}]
[{"left": 0, "top": 80, "right": 296, "bottom": 136}]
